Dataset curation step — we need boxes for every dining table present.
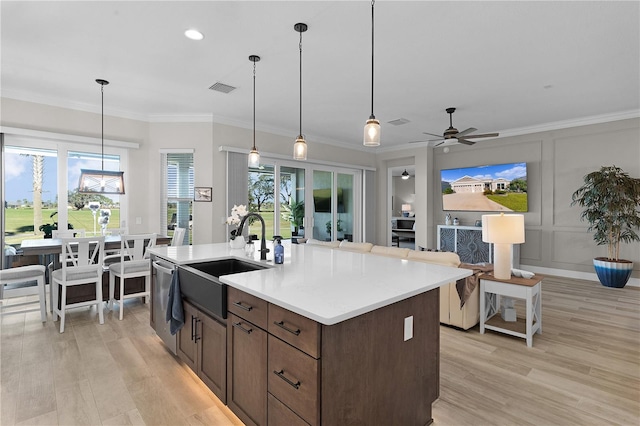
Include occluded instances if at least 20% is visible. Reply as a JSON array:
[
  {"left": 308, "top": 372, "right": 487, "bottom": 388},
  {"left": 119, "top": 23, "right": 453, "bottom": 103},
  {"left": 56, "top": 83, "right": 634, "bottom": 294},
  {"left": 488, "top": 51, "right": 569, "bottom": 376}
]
[{"left": 18, "top": 234, "right": 171, "bottom": 312}]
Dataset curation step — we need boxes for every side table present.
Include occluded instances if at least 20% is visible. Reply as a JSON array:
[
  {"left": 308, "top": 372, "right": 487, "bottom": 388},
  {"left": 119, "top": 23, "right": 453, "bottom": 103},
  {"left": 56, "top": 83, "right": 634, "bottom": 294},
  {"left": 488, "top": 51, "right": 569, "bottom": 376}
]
[{"left": 479, "top": 273, "right": 542, "bottom": 347}]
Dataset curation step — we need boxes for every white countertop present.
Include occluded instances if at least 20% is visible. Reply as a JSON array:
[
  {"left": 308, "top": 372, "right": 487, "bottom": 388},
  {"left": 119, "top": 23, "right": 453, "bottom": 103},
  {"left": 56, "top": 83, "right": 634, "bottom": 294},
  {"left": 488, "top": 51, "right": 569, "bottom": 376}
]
[{"left": 148, "top": 242, "right": 471, "bottom": 325}]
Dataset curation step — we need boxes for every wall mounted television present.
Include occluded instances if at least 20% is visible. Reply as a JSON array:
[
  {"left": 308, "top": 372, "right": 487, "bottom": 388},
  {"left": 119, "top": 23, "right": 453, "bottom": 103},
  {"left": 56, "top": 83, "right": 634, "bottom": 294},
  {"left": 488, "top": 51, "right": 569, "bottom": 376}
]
[
  {"left": 313, "top": 188, "right": 344, "bottom": 213},
  {"left": 440, "top": 162, "right": 528, "bottom": 212}
]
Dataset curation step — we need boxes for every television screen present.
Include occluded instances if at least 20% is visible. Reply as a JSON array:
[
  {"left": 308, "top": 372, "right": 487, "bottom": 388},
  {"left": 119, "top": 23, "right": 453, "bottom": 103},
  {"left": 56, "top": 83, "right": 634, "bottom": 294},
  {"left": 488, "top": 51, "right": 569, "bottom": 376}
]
[
  {"left": 440, "top": 162, "right": 528, "bottom": 212},
  {"left": 313, "top": 188, "right": 344, "bottom": 213}
]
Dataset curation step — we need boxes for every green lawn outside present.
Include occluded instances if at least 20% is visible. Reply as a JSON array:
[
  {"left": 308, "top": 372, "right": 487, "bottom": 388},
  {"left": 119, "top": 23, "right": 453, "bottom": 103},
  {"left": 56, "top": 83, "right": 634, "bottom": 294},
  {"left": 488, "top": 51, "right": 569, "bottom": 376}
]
[
  {"left": 4, "top": 208, "right": 120, "bottom": 246},
  {"left": 246, "top": 211, "right": 293, "bottom": 240},
  {"left": 486, "top": 193, "right": 528, "bottom": 211}
]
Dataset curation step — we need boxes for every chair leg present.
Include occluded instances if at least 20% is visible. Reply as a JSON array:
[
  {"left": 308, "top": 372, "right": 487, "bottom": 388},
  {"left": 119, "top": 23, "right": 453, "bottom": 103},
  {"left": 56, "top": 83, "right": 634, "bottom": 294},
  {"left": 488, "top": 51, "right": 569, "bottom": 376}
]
[
  {"left": 96, "top": 278, "right": 104, "bottom": 325},
  {"left": 119, "top": 277, "right": 125, "bottom": 321},
  {"left": 109, "top": 272, "right": 115, "bottom": 311},
  {"left": 52, "top": 280, "right": 58, "bottom": 322},
  {"left": 37, "top": 275, "right": 47, "bottom": 322},
  {"left": 59, "top": 285, "right": 67, "bottom": 333}
]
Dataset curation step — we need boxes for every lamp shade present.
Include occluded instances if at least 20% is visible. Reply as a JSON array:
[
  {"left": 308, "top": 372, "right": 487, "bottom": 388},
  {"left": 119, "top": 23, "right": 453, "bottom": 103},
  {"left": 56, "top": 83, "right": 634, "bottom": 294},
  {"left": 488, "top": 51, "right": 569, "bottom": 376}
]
[
  {"left": 401, "top": 204, "right": 412, "bottom": 212},
  {"left": 482, "top": 213, "right": 525, "bottom": 244},
  {"left": 364, "top": 118, "right": 381, "bottom": 146}
]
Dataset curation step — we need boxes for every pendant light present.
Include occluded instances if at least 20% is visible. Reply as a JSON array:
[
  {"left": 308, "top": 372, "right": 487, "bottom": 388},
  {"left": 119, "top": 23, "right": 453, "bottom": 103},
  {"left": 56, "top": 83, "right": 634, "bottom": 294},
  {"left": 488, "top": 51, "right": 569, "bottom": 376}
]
[
  {"left": 293, "top": 22, "right": 308, "bottom": 161},
  {"left": 78, "top": 79, "right": 125, "bottom": 194},
  {"left": 248, "top": 55, "right": 261, "bottom": 168},
  {"left": 401, "top": 169, "right": 410, "bottom": 180},
  {"left": 363, "top": 0, "right": 381, "bottom": 147}
]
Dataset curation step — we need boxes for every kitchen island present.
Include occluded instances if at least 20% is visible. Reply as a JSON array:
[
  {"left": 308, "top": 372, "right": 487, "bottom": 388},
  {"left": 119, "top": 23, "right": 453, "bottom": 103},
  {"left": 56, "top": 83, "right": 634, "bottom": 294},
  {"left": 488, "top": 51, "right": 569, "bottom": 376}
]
[{"left": 148, "top": 242, "right": 471, "bottom": 426}]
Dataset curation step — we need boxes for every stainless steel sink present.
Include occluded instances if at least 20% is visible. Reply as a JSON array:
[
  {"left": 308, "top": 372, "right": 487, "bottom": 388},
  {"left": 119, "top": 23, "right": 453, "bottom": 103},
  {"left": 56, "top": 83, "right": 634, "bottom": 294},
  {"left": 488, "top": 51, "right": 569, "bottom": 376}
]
[{"left": 178, "top": 259, "right": 266, "bottom": 320}]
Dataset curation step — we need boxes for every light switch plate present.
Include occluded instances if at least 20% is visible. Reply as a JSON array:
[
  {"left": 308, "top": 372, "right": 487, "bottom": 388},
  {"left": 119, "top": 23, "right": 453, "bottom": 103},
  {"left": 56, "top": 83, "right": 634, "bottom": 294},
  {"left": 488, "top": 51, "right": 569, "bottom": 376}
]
[{"left": 404, "top": 316, "right": 413, "bottom": 341}]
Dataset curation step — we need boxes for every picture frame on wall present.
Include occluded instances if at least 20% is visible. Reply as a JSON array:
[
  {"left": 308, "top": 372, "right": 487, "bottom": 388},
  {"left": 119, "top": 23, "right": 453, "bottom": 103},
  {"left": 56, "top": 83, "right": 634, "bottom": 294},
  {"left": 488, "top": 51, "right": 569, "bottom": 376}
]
[{"left": 194, "top": 187, "right": 212, "bottom": 202}]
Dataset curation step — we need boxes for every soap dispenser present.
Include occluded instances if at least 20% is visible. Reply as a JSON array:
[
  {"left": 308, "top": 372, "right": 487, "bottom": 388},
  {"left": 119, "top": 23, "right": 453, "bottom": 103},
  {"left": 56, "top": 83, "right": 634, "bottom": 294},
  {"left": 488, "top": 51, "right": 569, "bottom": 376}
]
[{"left": 274, "top": 238, "right": 284, "bottom": 264}]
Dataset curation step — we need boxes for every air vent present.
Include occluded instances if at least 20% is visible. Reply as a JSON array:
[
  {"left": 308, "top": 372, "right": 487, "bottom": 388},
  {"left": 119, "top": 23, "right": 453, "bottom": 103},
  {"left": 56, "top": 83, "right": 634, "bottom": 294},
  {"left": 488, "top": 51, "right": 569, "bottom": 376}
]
[
  {"left": 208, "top": 82, "right": 237, "bottom": 93},
  {"left": 387, "top": 118, "right": 410, "bottom": 126}
]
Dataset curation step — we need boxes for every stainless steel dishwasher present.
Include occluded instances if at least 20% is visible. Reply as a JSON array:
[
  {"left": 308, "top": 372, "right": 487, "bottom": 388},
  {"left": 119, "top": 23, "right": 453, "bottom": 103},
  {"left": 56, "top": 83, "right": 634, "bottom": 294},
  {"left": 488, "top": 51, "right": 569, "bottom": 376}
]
[{"left": 152, "top": 259, "right": 177, "bottom": 355}]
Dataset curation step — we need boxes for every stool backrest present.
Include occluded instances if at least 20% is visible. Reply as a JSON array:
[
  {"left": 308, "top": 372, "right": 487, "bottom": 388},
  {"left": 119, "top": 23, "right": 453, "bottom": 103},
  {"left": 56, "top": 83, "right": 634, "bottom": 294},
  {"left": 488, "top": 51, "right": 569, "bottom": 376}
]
[
  {"left": 59, "top": 236, "right": 105, "bottom": 281},
  {"left": 171, "top": 228, "right": 186, "bottom": 246},
  {"left": 53, "top": 229, "right": 86, "bottom": 238},
  {"left": 121, "top": 234, "right": 157, "bottom": 261}
]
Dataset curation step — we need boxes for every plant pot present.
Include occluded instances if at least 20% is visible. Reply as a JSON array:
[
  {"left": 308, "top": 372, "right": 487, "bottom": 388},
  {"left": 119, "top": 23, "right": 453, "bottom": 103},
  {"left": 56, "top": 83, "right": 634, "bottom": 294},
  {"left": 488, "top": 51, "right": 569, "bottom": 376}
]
[
  {"left": 229, "top": 238, "right": 246, "bottom": 250},
  {"left": 593, "top": 257, "right": 633, "bottom": 288}
]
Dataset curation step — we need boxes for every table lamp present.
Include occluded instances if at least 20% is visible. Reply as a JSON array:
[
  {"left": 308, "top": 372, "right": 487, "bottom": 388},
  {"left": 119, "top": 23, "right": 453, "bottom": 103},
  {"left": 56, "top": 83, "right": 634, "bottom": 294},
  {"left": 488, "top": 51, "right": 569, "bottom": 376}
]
[
  {"left": 401, "top": 204, "right": 412, "bottom": 217},
  {"left": 482, "top": 213, "right": 525, "bottom": 280}
]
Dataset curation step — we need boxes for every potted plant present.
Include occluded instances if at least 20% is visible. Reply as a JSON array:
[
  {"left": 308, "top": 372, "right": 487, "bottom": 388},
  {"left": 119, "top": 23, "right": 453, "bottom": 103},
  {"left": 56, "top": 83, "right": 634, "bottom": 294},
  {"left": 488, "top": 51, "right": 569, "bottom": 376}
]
[
  {"left": 571, "top": 165, "right": 640, "bottom": 288},
  {"left": 38, "top": 212, "right": 74, "bottom": 238},
  {"left": 286, "top": 201, "right": 305, "bottom": 236}
]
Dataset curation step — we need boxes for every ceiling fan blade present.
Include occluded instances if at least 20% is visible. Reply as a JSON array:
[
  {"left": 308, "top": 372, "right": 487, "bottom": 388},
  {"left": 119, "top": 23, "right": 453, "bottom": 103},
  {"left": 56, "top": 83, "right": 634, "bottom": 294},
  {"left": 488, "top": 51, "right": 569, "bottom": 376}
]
[
  {"left": 455, "top": 127, "right": 477, "bottom": 138},
  {"left": 407, "top": 140, "right": 429, "bottom": 144},
  {"left": 457, "top": 138, "right": 476, "bottom": 146},
  {"left": 463, "top": 132, "right": 500, "bottom": 139},
  {"left": 422, "top": 132, "right": 444, "bottom": 138},
  {"left": 434, "top": 140, "right": 445, "bottom": 147}
]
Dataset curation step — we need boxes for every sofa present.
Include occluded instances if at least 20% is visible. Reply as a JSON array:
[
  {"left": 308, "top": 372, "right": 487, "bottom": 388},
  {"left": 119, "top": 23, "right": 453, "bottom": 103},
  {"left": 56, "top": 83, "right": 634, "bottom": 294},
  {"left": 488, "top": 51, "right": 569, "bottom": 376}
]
[{"left": 304, "top": 239, "right": 480, "bottom": 330}]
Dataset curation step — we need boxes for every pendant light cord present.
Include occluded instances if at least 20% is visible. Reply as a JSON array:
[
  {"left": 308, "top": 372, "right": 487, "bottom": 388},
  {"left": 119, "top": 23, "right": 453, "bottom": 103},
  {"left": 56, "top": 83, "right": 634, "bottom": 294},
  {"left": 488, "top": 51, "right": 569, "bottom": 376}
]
[
  {"left": 253, "top": 61, "right": 256, "bottom": 150},
  {"left": 370, "top": 0, "right": 375, "bottom": 119},
  {"left": 101, "top": 83, "right": 105, "bottom": 171},
  {"left": 299, "top": 29, "right": 303, "bottom": 137}
]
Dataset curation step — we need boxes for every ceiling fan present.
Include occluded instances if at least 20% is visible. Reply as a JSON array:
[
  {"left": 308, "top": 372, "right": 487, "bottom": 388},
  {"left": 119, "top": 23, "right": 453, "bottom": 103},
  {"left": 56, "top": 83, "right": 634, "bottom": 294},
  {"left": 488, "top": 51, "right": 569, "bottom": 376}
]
[{"left": 410, "top": 107, "right": 499, "bottom": 146}]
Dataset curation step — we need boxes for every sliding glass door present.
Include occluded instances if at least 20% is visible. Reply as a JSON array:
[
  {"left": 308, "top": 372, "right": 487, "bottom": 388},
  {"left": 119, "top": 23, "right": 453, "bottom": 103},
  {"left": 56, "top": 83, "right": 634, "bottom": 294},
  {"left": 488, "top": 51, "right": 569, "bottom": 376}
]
[
  {"left": 248, "top": 162, "right": 306, "bottom": 241},
  {"left": 311, "top": 169, "right": 359, "bottom": 242}
]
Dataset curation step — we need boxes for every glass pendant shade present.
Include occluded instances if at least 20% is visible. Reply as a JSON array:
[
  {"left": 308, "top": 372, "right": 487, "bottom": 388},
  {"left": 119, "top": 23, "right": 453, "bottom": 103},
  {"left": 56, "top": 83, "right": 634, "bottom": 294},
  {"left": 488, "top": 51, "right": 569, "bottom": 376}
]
[
  {"left": 78, "top": 169, "right": 125, "bottom": 194},
  {"left": 364, "top": 118, "right": 381, "bottom": 146},
  {"left": 293, "top": 136, "right": 307, "bottom": 161},
  {"left": 248, "top": 148, "right": 260, "bottom": 168}
]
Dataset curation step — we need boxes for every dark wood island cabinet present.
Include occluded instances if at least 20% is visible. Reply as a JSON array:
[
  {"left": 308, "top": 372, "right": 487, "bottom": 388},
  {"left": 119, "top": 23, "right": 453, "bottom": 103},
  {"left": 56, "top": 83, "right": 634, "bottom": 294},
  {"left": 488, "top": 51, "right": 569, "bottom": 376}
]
[{"left": 226, "top": 286, "right": 440, "bottom": 426}]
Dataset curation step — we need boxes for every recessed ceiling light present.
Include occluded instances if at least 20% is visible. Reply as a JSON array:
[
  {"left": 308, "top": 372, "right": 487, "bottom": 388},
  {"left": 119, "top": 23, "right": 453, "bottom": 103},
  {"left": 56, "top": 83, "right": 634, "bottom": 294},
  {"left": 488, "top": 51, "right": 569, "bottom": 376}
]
[{"left": 185, "top": 29, "right": 204, "bottom": 41}]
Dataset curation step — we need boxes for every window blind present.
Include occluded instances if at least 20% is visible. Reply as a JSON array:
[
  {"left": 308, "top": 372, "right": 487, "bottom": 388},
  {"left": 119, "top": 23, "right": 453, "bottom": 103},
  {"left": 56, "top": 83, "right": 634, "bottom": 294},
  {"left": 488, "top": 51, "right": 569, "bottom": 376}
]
[{"left": 161, "top": 152, "right": 194, "bottom": 242}]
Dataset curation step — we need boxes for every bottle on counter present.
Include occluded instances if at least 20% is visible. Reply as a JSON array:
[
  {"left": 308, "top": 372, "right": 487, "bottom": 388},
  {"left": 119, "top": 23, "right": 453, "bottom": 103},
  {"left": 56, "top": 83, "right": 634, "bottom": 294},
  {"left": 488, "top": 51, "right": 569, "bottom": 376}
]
[{"left": 274, "top": 238, "right": 284, "bottom": 264}]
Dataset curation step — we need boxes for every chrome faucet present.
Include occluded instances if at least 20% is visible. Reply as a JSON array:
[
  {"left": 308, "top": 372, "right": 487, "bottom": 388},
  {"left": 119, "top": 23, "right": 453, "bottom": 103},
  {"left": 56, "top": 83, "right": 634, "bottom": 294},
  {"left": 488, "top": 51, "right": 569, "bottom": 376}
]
[{"left": 236, "top": 212, "right": 270, "bottom": 260}]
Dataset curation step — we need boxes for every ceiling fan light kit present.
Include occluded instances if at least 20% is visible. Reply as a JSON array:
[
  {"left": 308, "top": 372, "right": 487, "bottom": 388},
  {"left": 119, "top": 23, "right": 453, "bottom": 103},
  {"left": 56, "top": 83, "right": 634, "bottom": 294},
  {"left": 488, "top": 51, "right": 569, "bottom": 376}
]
[
  {"left": 363, "top": 0, "right": 380, "bottom": 147},
  {"left": 78, "top": 79, "right": 125, "bottom": 195},
  {"left": 248, "top": 54, "right": 261, "bottom": 168},
  {"left": 293, "top": 22, "right": 308, "bottom": 161}
]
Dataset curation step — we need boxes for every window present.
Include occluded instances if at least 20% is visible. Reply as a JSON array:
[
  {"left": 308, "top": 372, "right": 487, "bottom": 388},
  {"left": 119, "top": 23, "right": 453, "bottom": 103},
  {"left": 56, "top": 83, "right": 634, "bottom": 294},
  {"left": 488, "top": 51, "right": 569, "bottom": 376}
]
[
  {"left": 161, "top": 151, "right": 194, "bottom": 245},
  {"left": 2, "top": 133, "right": 129, "bottom": 259}
]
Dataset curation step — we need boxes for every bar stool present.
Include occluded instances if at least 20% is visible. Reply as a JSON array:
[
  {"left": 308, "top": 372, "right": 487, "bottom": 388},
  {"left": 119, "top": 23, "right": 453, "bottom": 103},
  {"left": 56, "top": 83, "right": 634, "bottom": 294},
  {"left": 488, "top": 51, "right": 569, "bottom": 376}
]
[{"left": 0, "top": 265, "right": 47, "bottom": 322}]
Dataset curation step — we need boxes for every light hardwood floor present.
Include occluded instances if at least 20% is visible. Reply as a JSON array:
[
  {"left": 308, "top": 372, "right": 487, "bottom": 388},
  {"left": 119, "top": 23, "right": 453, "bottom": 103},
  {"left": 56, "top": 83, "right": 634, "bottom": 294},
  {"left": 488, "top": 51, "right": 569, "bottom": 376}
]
[{"left": 1, "top": 275, "right": 639, "bottom": 425}]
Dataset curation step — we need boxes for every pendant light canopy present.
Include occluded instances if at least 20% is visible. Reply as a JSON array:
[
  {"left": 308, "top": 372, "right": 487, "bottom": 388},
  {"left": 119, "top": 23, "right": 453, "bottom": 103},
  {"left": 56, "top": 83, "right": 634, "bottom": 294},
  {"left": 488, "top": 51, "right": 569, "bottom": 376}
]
[
  {"left": 248, "top": 54, "right": 261, "bottom": 168},
  {"left": 363, "top": 0, "right": 380, "bottom": 147},
  {"left": 78, "top": 79, "right": 125, "bottom": 194},
  {"left": 293, "top": 22, "right": 308, "bottom": 161},
  {"left": 401, "top": 169, "right": 410, "bottom": 180}
]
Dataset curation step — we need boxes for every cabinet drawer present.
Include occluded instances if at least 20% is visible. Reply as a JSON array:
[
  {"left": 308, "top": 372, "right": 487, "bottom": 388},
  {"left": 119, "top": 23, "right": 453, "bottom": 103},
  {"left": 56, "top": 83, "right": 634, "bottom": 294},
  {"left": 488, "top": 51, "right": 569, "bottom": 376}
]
[
  {"left": 268, "top": 393, "right": 310, "bottom": 426},
  {"left": 228, "top": 287, "right": 268, "bottom": 329},
  {"left": 268, "top": 304, "right": 320, "bottom": 358},
  {"left": 268, "top": 335, "right": 319, "bottom": 426}
]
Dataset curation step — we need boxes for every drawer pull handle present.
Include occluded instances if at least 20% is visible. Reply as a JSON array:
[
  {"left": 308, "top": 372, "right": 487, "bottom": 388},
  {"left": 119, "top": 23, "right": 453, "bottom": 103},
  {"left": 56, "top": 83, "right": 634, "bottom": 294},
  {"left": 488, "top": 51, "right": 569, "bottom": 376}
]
[
  {"left": 274, "top": 321, "right": 301, "bottom": 336},
  {"left": 233, "top": 322, "right": 252, "bottom": 334},
  {"left": 273, "top": 369, "right": 300, "bottom": 390},
  {"left": 233, "top": 301, "right": 253, "bottom": 312}
]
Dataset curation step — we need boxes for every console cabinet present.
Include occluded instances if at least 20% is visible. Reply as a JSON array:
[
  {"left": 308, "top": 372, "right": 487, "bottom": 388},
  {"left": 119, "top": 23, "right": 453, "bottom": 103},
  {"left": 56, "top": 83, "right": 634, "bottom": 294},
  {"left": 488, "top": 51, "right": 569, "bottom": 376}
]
[
  {"left": 437, "top": 225, "right": 520, "bottom": 267},
  {"left": 177, "top": 300, "right": 227, "bottom": 403}
]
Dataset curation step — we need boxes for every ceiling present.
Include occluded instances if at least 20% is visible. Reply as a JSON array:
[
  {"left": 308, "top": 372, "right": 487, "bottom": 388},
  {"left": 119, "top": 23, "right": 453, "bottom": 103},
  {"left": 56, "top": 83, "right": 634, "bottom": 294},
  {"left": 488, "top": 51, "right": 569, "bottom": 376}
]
[{"left": 2, "top": 1, "right": 638, "bottom": 151}]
